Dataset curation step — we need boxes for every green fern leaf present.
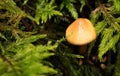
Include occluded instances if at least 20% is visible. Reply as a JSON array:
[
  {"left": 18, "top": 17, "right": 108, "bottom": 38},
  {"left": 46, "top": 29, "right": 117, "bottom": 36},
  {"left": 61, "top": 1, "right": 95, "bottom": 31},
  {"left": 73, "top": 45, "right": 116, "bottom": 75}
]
[
  {"left": 108, "top": 0, "right": 120, "bottom": 13},
  {"left": 35, "top": 0, "right": 62, "bottom": 24},
  {"left": 98, "top": 28, "right": 119, "bottom": 60},
  {"left": 61, "top": 0, "right": 78, "bottom": 19},
  {"left": 107, "top": 34, "right": 119, "bottom": 52},
  {"left": 0, "top": 34, "right": 58, "bottom": 76},
  {"left": 79, "top": 0, "right": 86, "bottom": 12},
  {"left": 16, "top": 34, "right": 46, "bottom": 45},
  {"left": 95, "top": 21, "right": 107, "bottom": 35},
  {"left": 104, "top": 13, "right": 120, "bottom": 32},
  {"left": 98, "top": 34, "right": 119, "bottom": 60},
  {"left": 0, "top": 0, "right": 35, "bottom": 22},
  {"left": 90, "top": 11, "right": 101, "bottom": 25}
]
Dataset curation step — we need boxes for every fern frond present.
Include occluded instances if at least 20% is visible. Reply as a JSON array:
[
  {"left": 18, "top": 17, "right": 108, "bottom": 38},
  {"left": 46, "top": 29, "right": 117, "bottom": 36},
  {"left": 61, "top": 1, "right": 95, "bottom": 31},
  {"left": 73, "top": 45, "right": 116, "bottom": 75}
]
[
  {"left": 0, "top": 34, "right": 58, "bottom": 76},
  {"left": 35, "top": 0, "right": 62, "bottom": 24},
  {"left": 95, "top": 21, "right": 107, "bottom": 35},
  {"left": 98, "top": 28, "right": 119, "bottom": 60},
  {"left": 106, "top": 34, "right": 119, "bottom": 52},
  {"left": 104, "top": 13, "right": 120, "bottom": 32},
  {"left": 90, "top": 10, "right": 101, "bottom": 25},
  {"left": 60, "top": 0, "right": 78, "bottom": 19},
  {"left": 0, "top": 0, "right": 35, "bottom": 22},
  {"left": 79, "top": 0, "right": 86, "bottom": 12},
  {"left": 16, "top": 34, "right": 46, "bottom": 45},
  {"left": 93, "top": 8, "right": 120, "bottom": 60},
  {"left": 108, "top": 0, "right": 120, "bottom": 13}
]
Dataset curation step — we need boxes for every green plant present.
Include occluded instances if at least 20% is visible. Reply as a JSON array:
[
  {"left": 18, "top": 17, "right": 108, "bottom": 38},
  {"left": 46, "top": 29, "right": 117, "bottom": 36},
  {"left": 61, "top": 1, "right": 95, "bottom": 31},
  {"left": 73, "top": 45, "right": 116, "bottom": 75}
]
[
  {"left": 90, "top": 1, "right": 120, "bottom": 60},
  {"left": 0, "top": 0, "right": 60, "bottom": 76},
  {"left": 0, "top": 34, "right": 59, "bottom": 76},
  {"left": 60, "top": 0, "right": 78, "bottom": 19},
  {"left": 35, "top": 0, "right": 62, "bottom": 24}
]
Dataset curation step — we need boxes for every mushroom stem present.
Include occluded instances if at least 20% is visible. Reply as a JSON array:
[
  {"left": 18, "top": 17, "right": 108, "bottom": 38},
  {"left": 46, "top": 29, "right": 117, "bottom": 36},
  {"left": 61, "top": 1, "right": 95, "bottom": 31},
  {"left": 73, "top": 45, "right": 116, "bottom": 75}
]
[
  {"left": 79, "top": 45, "right": 87, "bottom": 55},
  {"left": 79, "top": 45, "right": 87, "bottom": 65}
]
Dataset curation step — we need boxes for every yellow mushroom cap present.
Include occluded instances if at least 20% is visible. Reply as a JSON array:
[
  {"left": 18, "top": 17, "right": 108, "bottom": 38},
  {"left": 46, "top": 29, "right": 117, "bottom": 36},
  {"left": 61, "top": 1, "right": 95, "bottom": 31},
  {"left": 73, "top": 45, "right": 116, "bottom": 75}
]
[{"left": 65, "top": 18, "right": 96, "bottom": 45}]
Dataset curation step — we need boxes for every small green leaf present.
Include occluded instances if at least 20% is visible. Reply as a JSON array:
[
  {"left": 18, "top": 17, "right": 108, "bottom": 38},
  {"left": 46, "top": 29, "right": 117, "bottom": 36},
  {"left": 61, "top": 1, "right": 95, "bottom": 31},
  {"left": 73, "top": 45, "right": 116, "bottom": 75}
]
[
  {"left": 0, "top": 32, "right": 7, "bottom": 41},
  {"left": 23, "top": 0, "right": 29, "bottom": 5},
  {"left": 79, "top": 0, "right": 86, "bottom": 12},
  {"left": 16, "top": 34, "right": 46, "bottom": 45}
]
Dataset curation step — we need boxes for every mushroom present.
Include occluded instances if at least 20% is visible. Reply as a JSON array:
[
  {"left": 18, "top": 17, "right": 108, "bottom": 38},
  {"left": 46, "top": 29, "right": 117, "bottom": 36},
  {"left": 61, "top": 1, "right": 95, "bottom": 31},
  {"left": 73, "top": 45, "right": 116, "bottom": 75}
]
[{"left": 65, "top": 18, "right": 96, "bottom": 64}]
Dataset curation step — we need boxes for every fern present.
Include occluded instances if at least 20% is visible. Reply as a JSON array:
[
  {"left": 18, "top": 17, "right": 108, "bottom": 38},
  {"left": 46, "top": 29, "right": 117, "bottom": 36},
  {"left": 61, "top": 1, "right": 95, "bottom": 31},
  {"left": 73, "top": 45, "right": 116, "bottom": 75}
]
[
  {"left": 79, "top": 0, "right": 86, "bottom": 12},
  {"left": 104, "top": 13, "right": 120, "bottom": 32},
  {"left": 0, "top": 34, "right": 58, "bottom": 76},
  {"left": 0, "top": 0, "right": 35, "bottom": 23},
  {"left": 60, "top": 0, "right": 78, "bottom": 19},
  {"left": 95, "top": 21, "right": 107, "bottom": 35},
  {"left": 35, "top": 0, "right": 62, "bottom": 24},
  {"left": 90, "top": 10, "right": 102, "bottom": 25},
  {"left": 16, "top": 34, "right": 46, "bottom": 45},
  {"left": 108, "top": 0, "right": 120, "bottom": 13},
  {"left": 98, "top": 28, "right": 119, "bottom": 60},
  {"left": 97, "top": 12, "right": 120, "bottom": 60},
  {"left": 89, "top": 2, "right": 120, "bottom": 60},
  {"left": 0, "top": 0, "right": 36, "bottom": 39}
]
